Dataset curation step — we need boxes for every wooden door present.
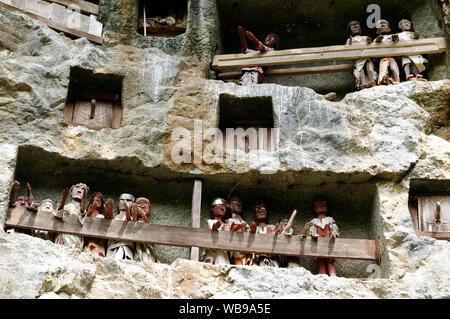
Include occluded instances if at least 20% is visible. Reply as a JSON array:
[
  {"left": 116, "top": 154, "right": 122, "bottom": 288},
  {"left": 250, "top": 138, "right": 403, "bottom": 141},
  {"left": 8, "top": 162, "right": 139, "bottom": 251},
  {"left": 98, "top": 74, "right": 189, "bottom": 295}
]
[{"left": 72, "top": 99, "right": 113, "bottom": 130}]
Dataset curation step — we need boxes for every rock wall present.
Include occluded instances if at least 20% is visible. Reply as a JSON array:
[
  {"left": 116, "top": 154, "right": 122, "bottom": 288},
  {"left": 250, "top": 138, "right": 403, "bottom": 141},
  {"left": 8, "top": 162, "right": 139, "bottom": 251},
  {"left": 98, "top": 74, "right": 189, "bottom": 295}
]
[{"left": 0, "top": 1, "right": 449, "bottom": 298}]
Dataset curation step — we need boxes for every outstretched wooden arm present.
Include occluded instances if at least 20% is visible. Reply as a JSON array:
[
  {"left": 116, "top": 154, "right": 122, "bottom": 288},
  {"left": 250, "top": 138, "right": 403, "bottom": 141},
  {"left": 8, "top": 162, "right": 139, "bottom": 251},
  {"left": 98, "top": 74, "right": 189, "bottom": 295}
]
[
  {"left": 57, "top": 189, "right": 69, "bottom": 211},
  {"left": 26, "top": 183, "right": 32, "bottom": 207},
  {"left": 238, "top": 26, "right": 248, "bottom": 53},
  {"left": 103, "top": 199, "right": 114, "bottom": 219},
  {"left": 124, "top": 204, "right": 132, "bottom": 222},
  {"left": 25, "top": 182, "right": 38, "bottom": 212},
  {"left": 9, "top": 181, "right": 20, "bottom": 208},
  {"left": 131, "top": 204, "right": 150, "bottom": 223},
  {"left": 80, "top": 186, "right": 89, "bottom": 215},
  {"left": 245, "top": 31, "right": 269, "bottom": 52}
]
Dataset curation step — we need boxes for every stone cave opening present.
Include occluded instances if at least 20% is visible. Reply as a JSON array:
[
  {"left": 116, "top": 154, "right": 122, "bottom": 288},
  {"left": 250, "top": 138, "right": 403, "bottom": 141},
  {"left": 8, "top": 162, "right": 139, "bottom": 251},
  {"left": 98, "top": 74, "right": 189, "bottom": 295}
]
[
  {"left": 216, "top": 0, "right": 447, "bottom": 95},
  {"left": 218, "top": 94, "right": 276, "bottom": 152},
  {"left": 65, "top": 67, "right": 123, "bottom": 130},
  {"left": 5, "top": 146, "right": 389, "bottom": 279},
  {"left": 137, "top": 0, "right": 188, "bottom": 37},
  {"left": 408, "top": 179, "right": 450, "bottom": 239}
]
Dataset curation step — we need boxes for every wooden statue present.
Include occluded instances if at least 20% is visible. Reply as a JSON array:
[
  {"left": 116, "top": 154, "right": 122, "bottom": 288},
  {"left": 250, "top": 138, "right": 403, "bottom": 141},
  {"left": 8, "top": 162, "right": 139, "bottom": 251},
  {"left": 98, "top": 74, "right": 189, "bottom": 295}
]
[
  {"left": 375, "top": 20, "right": 401, "bottom": 85},
  {"left": 397, "top": 19, "right": 428, "bottom": 81},
  {"left": 83, "top": 192, "right": 112, "bottom": 258},
  {"left": 238, "top": 26, "right": 279, "bottom": 85},
  {"left": 105, "top": 193, "right": 135, "bottom": 260},
  {"left": 224, "top": 195, "right": 250, "bottom": 265},
  {"left": 54, "top": 183, "right": 89, "bottom": 251},
  {"left": 346, "top": 21, "right": 377, "bottom": 89},
  {"left": 134, "top": 197, "right": 159, "bottom": 263},
  {"left": 32, "top": 199, "right": 55, "bottom": 241},
  {"left": 8, "top": 181, "right": 38, "bottom": 211},
  {"left": 202, "top": 198, "right": 231, "bottom": 265},
  {"left": 306, "top": 197, "right": 340, "bottom": 276},
  {"left": 248, "top": 202, "right": 281, "bottom": 267}
]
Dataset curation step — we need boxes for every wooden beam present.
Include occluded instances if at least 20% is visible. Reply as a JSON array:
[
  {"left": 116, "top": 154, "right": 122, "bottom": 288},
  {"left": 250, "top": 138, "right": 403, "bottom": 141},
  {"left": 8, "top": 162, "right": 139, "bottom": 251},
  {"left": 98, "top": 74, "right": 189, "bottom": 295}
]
[
  {"left": 190, "top": 179, "right": 203, "bottom": 261},
  {"left": 6, "top": 207, "right": 381, "bottom": 262},
  {"left": 212, "top": 38, "right": 447, "bottom": 70},
  {"left": 47, "top": 0, "right": 98, "bottom": 16},
  {"left": 217, "top": 63, "right": 354, "bottom": 80},
  {"left": 0, "top": 1, "right": 103, "bottom": 44}
]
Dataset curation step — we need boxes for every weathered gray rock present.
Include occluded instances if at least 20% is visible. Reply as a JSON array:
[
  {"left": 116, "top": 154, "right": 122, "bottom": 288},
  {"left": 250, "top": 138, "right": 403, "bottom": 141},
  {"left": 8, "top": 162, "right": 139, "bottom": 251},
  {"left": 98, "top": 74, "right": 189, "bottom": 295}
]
[{"left": 0, "top": 1, "right": 449, "bottom": 299}]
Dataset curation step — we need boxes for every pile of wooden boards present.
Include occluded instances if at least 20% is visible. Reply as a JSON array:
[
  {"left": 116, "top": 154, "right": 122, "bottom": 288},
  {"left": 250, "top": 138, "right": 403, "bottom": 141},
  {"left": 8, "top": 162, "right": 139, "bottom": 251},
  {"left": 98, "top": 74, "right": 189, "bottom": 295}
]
[{"left": 0, "top": 0, "right": 103, "bottom": 44}]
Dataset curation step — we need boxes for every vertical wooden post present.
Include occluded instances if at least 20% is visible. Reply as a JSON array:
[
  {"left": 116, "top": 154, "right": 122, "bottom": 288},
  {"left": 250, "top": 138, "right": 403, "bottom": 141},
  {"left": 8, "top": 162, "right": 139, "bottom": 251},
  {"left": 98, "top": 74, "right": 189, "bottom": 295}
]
[
  {"left": 190, "top": 178, "right": 202, "bottom": 261},
  {"left": 143, "top": 1, "right": 146, "bottom": 37}
]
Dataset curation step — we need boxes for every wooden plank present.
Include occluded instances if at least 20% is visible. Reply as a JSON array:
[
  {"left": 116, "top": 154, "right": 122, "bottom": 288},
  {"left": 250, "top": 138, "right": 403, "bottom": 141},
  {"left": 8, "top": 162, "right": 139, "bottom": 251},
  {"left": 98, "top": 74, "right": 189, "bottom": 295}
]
[
  {"left": 212, "top": 38, "right": 447, "bottom": 70},
  {"left": 111, "top": 103, "right": 122, "bottom": 129},
  {"left": 216, "top": 38, "right": 446, "bottom": 62},
  {"left": 0, "top": 1, "right": 103, "bottom": 44},
  {"left": 6, "top": 207, "right": 381, "bottom": 262},
  {"left": 218, "top": 64, "right": 354, "bottom": 80},
  {"left": 63, "top": 101, "right": 74, "bottom": 123},
  {"left": 190, "top": 179, "right": 202, "bottom": 261},
  {"left": 88, "top": 13, "right": 102, "bottom": 37},
  {"left": 47, "top": 0, "right": 98, "bottom": 16}
]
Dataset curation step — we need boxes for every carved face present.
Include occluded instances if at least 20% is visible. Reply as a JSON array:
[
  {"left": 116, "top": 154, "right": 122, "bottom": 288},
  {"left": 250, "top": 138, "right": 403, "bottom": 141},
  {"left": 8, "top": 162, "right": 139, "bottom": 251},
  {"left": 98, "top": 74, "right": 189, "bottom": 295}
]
[
  {"left": 39, "top": 200, "right": 54, "bottom": 214},
  {"left": 211, "top": 204, "right": 226, "bottom": 219},
  {"left": 349, "top": 23, "right": 361, "bottom": 36},
  {"left": 376, "top": 21, "right": 391, "bottom": 34},
  {"left": 118, "top": 198, "right": 133, "bottom": 211},
  {"left": 227, "top": 196, "right": 243, "bottom": 215},
  {"left": 313, "top": 199, "right": 328, "bottom": 215},
  {"left": 136, "top": 199, "right": 151, "bottom": 216},
  {"left": 72, "top": 184, "right": 85, "bottom": 200},
  {"left": 399, "top": 19, "right": 412, "bottom": 31},
  {"left": 16, "top": 196, "right": 26, "bottom": 207},
  {"left": 254, "top": 204, "right": 268, "bottom": 221},
  {"left": 93, "top": 193, "right": 102, "bottom": 209},
  {"left": 264, "top": 34, "right": 277, "bottom": 48}
]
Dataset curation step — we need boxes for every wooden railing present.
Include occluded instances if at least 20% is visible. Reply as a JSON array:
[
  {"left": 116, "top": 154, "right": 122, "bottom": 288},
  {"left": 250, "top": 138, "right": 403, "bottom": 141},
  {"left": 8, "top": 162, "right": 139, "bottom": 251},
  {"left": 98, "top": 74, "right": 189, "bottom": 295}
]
[
  {"left": 6, "top": 206, "right": 381, "bottom": 263},
  {"left": 0, "top": 0, "right": 103, "bottom": 44},
  {"left": 212, "top": 37, "right": 447, "bottom": 79}
]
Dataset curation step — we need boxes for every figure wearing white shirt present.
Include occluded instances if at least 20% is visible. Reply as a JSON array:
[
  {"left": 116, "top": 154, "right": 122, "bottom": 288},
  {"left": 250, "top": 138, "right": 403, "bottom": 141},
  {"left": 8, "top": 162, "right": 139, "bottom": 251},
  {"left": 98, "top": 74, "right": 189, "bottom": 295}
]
[
  {"left": 346, "top": 21, "right": 377, "bottom": 89},
  {"left": 306, "top": 197, "right": 340, "bottom": 276}
]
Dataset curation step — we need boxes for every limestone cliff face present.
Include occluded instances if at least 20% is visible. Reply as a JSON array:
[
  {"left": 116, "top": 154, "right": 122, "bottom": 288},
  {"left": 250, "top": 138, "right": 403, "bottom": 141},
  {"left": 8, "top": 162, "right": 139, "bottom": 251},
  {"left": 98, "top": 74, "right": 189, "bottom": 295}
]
[{"left": 0, "top": 1, "right": 449, "bottom": 299}]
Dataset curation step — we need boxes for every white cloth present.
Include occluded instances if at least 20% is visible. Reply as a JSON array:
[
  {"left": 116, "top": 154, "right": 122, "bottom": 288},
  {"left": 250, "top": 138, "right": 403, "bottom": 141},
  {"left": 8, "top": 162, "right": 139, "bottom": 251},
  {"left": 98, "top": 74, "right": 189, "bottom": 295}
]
[
  {"left": 54, "top": 203, "right": 84, "bottom": 251},
  {"left": 133, "top": 219, "right": 159, "bottom": 263},
  {"left": 106, "top": 214, "right": 134, "bottom": 260},
  {"left": 398, "top": 31, "right": 427, "bottom": 72},
  {"left": 308, "top": 216, "right": 340, "bottom": 236},
  {"left": 202, "top": 219, "right": 230, "bottom": 265},
  {"left": 346, "top": 36, "right": 376, "bottom": 88}
]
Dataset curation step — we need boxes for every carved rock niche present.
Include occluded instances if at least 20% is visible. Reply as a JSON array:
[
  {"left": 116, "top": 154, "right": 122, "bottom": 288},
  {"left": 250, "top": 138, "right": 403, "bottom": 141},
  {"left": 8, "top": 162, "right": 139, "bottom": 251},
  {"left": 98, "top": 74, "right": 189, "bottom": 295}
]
[
  {"left": 138, "top": 0, "right": 188, "bottom": 37},
  {"left": 64, "top": 67, "right": 123, "bottom": 130},
  {"left": 408, "top": 179, "right": 450, "bottom": 240},
  {"left": 218, "top": 94, "right": 276, "bottom": 152}
]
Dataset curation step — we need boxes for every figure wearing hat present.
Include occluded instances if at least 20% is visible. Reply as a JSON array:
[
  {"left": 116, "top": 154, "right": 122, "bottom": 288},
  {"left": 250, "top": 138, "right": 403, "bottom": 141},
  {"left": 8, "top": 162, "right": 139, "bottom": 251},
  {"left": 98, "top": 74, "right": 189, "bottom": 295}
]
[
  {"left": 106, "top": 193, "right": 135, "bottom": 260},
  {"left": 374, "top": 19, "right": 401, "bottom": 85},
  {"left": 345, "top": 20, "right": 377, "bottom": 89},
  {"left": 202, "top": 198, "right": 231, "bottom": 265}
]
